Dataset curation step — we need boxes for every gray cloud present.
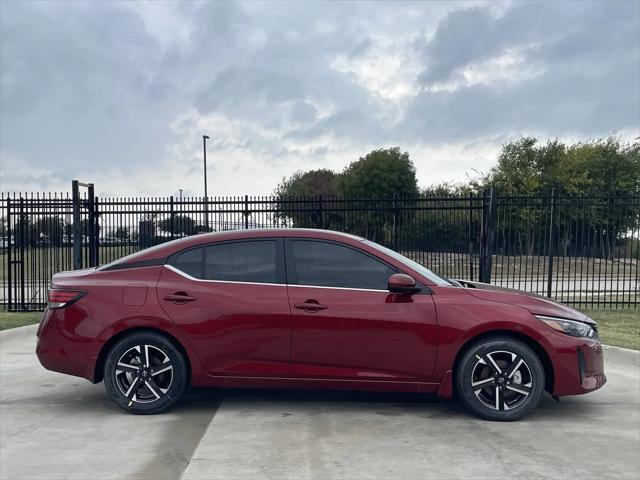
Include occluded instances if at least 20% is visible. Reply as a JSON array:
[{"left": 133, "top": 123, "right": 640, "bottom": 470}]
[{"left": 406, "top": 0, "right": 639, "bottom": 141}]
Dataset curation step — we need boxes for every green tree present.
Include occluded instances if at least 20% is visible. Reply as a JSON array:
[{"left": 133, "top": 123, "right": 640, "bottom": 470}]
[
  {"left": 275, "top": 169, "right": 339, "bottom": 198},
  {"left": 481, "top": 136, "right": 640, "bottom": 196},
  {"left": 274, "top": 169, "right": 340, "bottom": 228},
  {"left": 14, "top": 216, "right": 34, "bottom": 247},
  {"left": 563, "top": 137, "right": 640, "bottom": 194},
  {"left": 33, "top": 216, "right": 66, "bottom": 246},
  {"left": 157, "top": 214, "right": 198, "bottom": 236},
  {"left": 478, "top": 136, "right": 640, "bottom": 259},
  {"left": 114, "top": 226, "right": 130, "bottom": 241},
  {"left": 337, "top": 147, "right": 419, "bottom": 198},
  {"left": 482, "top": 137, "right": 567, "bottom": 194},
  {"left": 337, "top": 148, "right": 419, "bottom": 243}
]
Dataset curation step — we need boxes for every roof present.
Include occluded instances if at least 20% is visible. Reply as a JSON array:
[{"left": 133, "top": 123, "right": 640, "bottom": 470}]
[{"left": 100, "top": 228, "right": 365, "bottom": 268}]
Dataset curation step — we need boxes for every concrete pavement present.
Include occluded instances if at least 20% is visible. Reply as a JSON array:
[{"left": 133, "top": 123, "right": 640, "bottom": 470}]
[
  {"left": 0, "top": 325, "right": 218, "bottom": 480},
  {"left": 1, "top": 325, "right": 639, "bottom": 480}
]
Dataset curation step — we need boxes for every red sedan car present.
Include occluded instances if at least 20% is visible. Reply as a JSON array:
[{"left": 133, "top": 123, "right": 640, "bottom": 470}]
[{"left": 36, "top": 229, "right": 605, "bottom": 420}]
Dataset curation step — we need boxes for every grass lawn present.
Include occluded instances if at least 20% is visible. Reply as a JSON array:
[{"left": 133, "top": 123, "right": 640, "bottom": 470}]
[
  {"left": 581, "top": 308, "right": 640, "bottom": 350},
  {"left": 0, "top": 311, "right": 43, "bottom": 331}
]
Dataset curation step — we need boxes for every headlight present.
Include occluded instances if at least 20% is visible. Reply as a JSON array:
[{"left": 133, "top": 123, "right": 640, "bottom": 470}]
[{"left": 535, "top": 315, "right": 597, "bottom": 339}]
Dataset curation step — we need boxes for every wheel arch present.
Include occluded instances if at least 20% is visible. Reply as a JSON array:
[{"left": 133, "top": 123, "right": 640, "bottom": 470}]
[
  {"left": 93, "top": 326, "right": 192, "bottom": 383},
  {"left": 451, "top": 330, "right": 554, "bottom": 394}
]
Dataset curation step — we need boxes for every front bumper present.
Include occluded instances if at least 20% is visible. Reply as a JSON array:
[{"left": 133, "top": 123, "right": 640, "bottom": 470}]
[{"left": 548, "top": 331, "right": 606, "bottom": 396}]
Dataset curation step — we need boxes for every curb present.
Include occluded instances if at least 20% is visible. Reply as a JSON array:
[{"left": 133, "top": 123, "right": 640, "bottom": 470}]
[
  {"left": 603, "top": 344, "right": 640, "bottom": 368},
  {"left": 0, "top": 323, "right": 39, "bottom": 342}
]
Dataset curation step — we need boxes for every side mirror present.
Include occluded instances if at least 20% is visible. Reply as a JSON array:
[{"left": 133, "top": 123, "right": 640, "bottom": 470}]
[{"left": 387, "top": 273, "right": 420, "bottom": 294}]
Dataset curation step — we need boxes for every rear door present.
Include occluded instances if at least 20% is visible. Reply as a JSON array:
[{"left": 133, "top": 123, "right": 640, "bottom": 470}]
[
  {"left": 157, "top": 238, "right": 291, "bottom": 376},
  {"left": 285, "top": 239, "right": 438, "bottom": 382}
]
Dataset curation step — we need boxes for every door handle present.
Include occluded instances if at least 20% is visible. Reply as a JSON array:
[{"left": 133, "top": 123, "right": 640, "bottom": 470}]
[
  {"left": 163, "top": 293, "right": 196, "bottom": 304},
  {"left": 294, "top": 301, "right": 328, "bottom": 312}
]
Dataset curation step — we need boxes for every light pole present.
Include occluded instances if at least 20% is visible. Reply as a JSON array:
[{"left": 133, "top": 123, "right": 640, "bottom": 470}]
[
  {"left": 178, "top": 189, "right": 183, "bottom": 202},
  {"left": 203, "top": 135, "right": 210, "bottom": 229}
]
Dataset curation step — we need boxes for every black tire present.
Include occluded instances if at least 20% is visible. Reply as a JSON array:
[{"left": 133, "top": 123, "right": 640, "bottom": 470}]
[
  {"left": 104, "top": 332, "right": 188, "bottom": 414},
  {"left": 456, "top": 336, "right": 545, "bottom": 421}
]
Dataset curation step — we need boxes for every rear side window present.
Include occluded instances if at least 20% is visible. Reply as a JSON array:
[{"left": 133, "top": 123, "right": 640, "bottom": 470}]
[
  {"left": 169, "top": 241, "right": 279, "bottom": 284},
  {"left": 290, "top": 240, "right": 395, "bottom": 290},
  {"left": 171, "top": 247, "right": 203, "bottom": 279},
  {"left": 205, "top": 241, "right": 278, "bottom": 284}
]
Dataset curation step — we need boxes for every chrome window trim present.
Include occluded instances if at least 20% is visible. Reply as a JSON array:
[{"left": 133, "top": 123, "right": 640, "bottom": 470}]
[
  {"left": 288, "top": 284, "right": 388, "bottom": 293},
  {"left": 164, "top": 265, "right": 389, "bottom": 293},
  {"left": 164, "top": 264, "right": 284, "bottom": 287}
]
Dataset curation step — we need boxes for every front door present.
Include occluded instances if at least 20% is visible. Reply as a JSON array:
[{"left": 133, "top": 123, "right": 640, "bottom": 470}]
[
  {"left": 285, "top": 239, "right": 438, "bottom": 382},
  {"left": 157, "top": 238, "right": 291, "bottom": 376}
]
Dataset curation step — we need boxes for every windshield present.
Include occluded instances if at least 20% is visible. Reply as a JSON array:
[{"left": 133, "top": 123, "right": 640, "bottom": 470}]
[{"left": 363, "top": 240, "right": 452, "bottom": 286}]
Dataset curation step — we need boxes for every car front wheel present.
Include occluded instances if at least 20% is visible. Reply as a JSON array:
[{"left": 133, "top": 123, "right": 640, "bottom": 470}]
[
  {"left": 456, "top": 336, "right": 545, "bottom": 421},
  {"left": 104, "top": 332, "right": 188, "bottom": 414}
]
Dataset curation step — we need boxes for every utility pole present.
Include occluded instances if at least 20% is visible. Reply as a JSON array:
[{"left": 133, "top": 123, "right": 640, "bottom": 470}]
[{"left": 203, "top": 135, "right": 209, "bottom": 230}]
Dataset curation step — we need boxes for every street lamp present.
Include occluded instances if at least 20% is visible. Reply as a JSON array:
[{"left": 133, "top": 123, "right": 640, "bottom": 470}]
[{"left": 203, "top": 135, "right": 210, "bottom": 229}]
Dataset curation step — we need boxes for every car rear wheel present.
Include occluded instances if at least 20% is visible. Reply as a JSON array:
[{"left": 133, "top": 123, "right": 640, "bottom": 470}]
[
  {"left": 456, "top": 337, "right": 545, "bottom": 421},
  {"left": 104, "top": 332, "right": 188, "bottom": 414}
]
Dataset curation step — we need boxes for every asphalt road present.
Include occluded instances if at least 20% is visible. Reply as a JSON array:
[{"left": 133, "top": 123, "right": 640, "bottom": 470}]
[{"left": 1, "top": 325, "right": 639, "bottom": 480}]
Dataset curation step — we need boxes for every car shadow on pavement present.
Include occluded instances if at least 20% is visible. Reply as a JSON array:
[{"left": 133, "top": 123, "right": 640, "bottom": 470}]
[
  {"left": 3, "top": 380, "right": 602, "bottom": 422},
  {"left": 183, "top": 386, "right": 604, "bottom": 422}
]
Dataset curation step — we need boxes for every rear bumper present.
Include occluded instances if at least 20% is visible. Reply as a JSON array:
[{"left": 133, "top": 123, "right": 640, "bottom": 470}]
[
  {"left": 36, "top": 308, "right": 100, "bottom": 382},
  {"left": 549, "top": 332, "right": 606, "bottom": 396}
]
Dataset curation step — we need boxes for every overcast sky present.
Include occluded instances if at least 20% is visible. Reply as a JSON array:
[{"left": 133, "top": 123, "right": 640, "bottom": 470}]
[{"left": 1, "top": 0, "right": 638, "bottom": 197}]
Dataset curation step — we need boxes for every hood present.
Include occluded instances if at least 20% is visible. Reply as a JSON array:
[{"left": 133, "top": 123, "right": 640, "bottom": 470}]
[{"left": 455, "top": 280, "right": 594, "bottom": 325}]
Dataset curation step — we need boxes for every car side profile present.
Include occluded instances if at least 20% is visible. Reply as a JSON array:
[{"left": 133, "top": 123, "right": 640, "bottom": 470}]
[{"left": 36, "top": 229, "right": 605, "bottom": 420}]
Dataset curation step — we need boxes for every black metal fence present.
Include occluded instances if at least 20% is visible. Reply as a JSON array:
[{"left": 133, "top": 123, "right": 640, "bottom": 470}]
[{"left": 1, "top": 186, "right": 638, "bottom": 310}]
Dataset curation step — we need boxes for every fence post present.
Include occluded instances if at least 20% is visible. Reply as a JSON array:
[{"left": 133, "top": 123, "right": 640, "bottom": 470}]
[
  {"left": 72, "top": 180, "right": 82, "bottom": 270},
  {"left": 169, "top": 195, "right": 176, "bottom": 240},
  {"left": 87, "top": 183, "right": 97, "bottom": 267},
  {"left": 244, "top": 195, "right": 249, "bottom": 229},
  {"left": 393, "top": 194, "right": 399, "bottom": 251},
  {"left": 169, "top": 196, "right": 175, "bottom": 240},
  {"left": 480, "top": 188, "right": 497, "bottom": 283},
  {"left": 546, "top": 188, "right": 556, "bottom": 298},
  {"left": 468, "top": 192, "right": 474, "bottom": 281},
  {"left": 19, "top": 196, "right": 25, "bottom": 310},
  {"left": 318, "top": 195, "right": 324, "bottom": 229},
  {"left": 6, "top": 196, "right": 12, "bottom": 310},
  {"left": 94, "top": 195, "right": 100, "bottom": 266}
]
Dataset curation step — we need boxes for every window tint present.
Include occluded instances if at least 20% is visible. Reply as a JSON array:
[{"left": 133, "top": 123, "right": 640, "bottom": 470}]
[
  {"left": 291, "top": 240, "right": 395, "bottom": 290},
  {"left": 204, "top": 241, "right": 278, "bottom": 284},
  {"left": 171, "top": 247, "right": 203, "bottom": 278}
]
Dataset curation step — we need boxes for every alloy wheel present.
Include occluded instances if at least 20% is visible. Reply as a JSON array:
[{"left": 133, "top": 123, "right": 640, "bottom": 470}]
[
  {"left": 470, "top": 350, "right": 533, "bottom": 411},
  {"left": 115, "top": 344, "right": 174, "bottom": 404}
]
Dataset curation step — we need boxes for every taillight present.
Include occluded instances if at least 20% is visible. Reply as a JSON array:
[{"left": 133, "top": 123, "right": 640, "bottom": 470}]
[{"left": 47, "top": 289, "right": 87, "bottom": 309}]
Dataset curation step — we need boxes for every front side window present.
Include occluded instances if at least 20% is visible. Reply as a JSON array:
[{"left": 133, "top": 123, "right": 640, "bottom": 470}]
[
  {"left": 204, "top": 240, "right": 278, "bottom": 284},
  {"left": 363, "top": 240, "right": 451, "bottom": 286},
  {"left": 290, "top": 240, "right": 395, "bottom": 290}
]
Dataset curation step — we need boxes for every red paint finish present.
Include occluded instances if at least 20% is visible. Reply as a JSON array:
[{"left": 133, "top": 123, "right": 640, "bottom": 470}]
[
  {"left": 36, "top": 228, "right": 605, "bottom": 401},
  {"left": 288, "top": 286, "right": 437, "bottom": 381},
  {"left": 156, "top": 266, "right": 291, "bottom": 377},
  {"left": 122, "top": 285, "right": 147, "bottom": 306}
]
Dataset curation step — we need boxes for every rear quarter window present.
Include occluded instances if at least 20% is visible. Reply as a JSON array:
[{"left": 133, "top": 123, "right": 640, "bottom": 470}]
[{"left": 170, "top": 247, "right": 203, "bottom": 278}]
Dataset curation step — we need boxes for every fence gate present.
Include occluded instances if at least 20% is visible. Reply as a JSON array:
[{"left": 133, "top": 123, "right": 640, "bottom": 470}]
[{"left": 1, "top": 181, "right": 98, "bottom": 311}]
